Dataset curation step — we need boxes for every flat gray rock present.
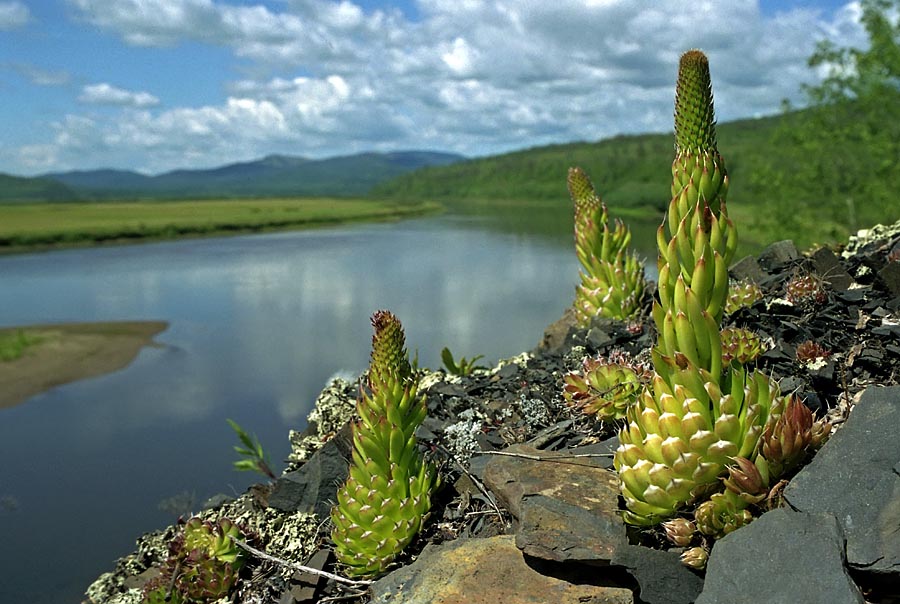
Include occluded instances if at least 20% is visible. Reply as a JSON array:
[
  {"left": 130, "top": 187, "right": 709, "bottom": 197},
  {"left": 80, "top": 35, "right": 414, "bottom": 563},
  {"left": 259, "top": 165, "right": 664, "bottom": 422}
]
[
  {"left": 784, "top": 386, "right": 900, "bottom": 574},
  {"left": 696, "top": 507, "right": 863, "bottom": 604},
  {"left": 611, "top": 544, "right": 702, "bottom": 604},
  {"left": 758, "top": 239, "right": 800, "bottom": 270}
]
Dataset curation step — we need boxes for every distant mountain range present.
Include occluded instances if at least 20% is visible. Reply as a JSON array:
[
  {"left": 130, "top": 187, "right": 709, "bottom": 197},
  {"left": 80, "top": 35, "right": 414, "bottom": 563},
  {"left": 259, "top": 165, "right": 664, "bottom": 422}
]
[{"left": 0, "top": 151, "right": 464, "bottom": 202}]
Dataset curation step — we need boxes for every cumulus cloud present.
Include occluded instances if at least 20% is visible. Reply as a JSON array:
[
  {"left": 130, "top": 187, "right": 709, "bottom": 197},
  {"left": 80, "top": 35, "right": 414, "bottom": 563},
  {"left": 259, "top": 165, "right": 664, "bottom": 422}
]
[
  {"left": 20, "top": 1, "right": 868, "bottom": 173},
  {"left": 0, "top": 1, "right": 28, "bottom": 30},
  {"left": 79, "top": 83, "right": 161, "bottom": 107}
]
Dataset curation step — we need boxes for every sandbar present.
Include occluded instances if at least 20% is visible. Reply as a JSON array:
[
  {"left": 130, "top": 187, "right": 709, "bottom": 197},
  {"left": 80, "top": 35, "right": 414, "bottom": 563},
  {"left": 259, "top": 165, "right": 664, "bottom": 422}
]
[{"left": 0, "top": 321, "right": 168, "bottom": 408}]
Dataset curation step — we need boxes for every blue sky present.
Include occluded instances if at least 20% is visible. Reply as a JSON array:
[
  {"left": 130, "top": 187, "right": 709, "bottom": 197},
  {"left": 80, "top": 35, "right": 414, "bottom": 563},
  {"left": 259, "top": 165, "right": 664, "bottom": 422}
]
[{"left": 0, "top": 1, "right": 869, "bottom": 175}]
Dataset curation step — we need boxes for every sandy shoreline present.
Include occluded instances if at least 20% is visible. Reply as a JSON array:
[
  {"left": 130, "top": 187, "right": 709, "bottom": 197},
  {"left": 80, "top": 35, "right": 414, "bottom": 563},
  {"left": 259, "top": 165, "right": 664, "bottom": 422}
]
[{"left": 0, "top": 320, "right": 168, "bottom": 408}]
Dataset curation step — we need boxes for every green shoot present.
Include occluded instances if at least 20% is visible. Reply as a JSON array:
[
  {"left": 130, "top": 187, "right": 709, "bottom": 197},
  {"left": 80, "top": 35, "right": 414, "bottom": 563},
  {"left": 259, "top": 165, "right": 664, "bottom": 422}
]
[
  {"left": 226, "top": 419, "right": 276, "bottom": 480},
  {"left": 440, "top": 347, "right": 486, "bottom": 376}
]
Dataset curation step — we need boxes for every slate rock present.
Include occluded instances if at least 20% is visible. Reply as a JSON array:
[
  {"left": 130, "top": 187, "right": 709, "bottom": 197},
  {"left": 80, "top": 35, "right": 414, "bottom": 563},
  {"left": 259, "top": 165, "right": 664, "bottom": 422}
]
[
  {"left": 730, "top": 254, "right": 767, "bottom": 283},
  {"left": 758, "top": 240, "right": 800, "bottom": 270},
  {"left": 811, "top": 246, "right": 855, "bottom": 291},
  {"left": 482, "top": 444, "right": 620, "bottom": 518},
  {"left": 566, "top": 436, "right": 619, "bottom": 470},
  {"left": 784, "top": 385, "right": 900, "bottom": 574},
  {"left": 482, "top": 444, "right": 625, "bottom": 564},
  {"left": 696, "top": 507, "right": 864, "bottom": 604},
  {"left": 267, "top": 425, "right": 352, "bottom": 517},
  {"left": 611, "top": 544, "right": 703, "bottom": 604},
  {"left": 369, "top": 535, "right": 634, "bottom": 604},
  {"left": 516, "top": 494, "right": 621, "bottom": 563},
  {"left": 878, "top": 261, "right": 900, "bottom": 298},
  {"left": 537, "top": 307, "right": 578, "bottom": 355},
  {"left": 587, "top": 327, "right": 613, "bottom": 349}
]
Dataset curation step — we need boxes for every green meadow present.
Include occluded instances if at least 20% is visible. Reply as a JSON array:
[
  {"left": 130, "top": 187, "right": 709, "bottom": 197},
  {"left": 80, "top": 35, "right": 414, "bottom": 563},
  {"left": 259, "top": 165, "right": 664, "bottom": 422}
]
[{"left": 0, "top": 198, "right": 440, "bottom": 252}]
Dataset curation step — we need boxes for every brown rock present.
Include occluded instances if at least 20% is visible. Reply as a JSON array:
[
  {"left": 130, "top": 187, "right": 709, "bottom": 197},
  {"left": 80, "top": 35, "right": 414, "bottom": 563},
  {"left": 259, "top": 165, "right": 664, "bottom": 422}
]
[
  {"left": 483, "top": 445, "right": 620, "bottom": 517},
  {"left": 536, "top": 307, "right": 578, "bottom": 354},
  {"left": 483, "top": 445, "right": 626, "bottom": 563},
  {"left": 369, "top": 535, "right": 634, "bottom": 604}
]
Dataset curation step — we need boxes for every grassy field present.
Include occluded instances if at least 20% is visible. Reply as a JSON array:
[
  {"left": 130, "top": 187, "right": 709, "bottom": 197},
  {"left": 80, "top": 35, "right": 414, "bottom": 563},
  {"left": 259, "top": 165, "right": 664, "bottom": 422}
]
[{"left": 0, "top": 197, "right": 441, "bottom": 252}]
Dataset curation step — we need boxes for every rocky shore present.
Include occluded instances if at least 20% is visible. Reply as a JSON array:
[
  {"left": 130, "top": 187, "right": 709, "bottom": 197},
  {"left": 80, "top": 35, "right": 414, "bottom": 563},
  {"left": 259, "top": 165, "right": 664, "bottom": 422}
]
[{"left": 86, "top": 223, "right": 900, "bottom": 604}]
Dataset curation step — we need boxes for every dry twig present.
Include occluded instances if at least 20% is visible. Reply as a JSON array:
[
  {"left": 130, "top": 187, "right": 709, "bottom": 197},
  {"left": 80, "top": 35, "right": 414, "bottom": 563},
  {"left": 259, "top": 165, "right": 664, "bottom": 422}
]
[{"left": 231, "top": 538, "right": 374, "bottom": 588}]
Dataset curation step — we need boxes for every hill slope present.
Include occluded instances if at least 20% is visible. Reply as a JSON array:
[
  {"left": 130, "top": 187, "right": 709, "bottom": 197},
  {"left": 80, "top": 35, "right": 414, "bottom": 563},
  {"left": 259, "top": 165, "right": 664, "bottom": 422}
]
[
  {"left": 0, "top": 173, "right": 78, "bottom": 203},
  {"left": 373, "top": 109, "right": 900, "bottom": 249},
  {"left": 372, "top": 114, "right": 783, "bottom": 210},
  {"left": 41, "top": 151, "right": 463, "bottom": 200}
]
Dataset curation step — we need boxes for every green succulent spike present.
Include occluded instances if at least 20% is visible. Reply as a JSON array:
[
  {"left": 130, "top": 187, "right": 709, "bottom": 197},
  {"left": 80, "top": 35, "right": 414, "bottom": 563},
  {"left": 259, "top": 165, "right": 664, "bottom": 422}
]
[
  {"left": 331, "top": 311, "right": 438, "bottom": 578},
  {"left": 614, "top": 50, "right": 786, "bottom": 529},
  {"left": 659, "top": 50, "right": 736, "bottom": 337},
  {"left": 568, "top": 166, "right": 646, "bottom": 324},
  {"left": 369, "top": 309, "right": 412, "bottom": 385},
  {"left": 674, "top": 50, "right": 717, "bottom": 154}
]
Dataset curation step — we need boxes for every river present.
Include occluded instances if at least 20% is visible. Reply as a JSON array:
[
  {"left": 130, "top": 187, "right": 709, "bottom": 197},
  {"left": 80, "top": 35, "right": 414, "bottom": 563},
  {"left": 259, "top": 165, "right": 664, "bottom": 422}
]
[{"left": 0, "top": 210, "right": 660, "bottom": 603}]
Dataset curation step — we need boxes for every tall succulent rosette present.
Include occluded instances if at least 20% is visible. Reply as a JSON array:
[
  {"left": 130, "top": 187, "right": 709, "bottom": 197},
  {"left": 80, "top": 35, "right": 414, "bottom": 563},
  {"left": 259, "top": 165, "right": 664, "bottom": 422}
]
[
  {"left": 568, "top": 167, "right": 646, "bottom": 324},
  {"left": 614, "top": 50, "right": 784, "bottom": 527},
  {"left": 331, "top": 311, "right": 438, "bottom": 577}
]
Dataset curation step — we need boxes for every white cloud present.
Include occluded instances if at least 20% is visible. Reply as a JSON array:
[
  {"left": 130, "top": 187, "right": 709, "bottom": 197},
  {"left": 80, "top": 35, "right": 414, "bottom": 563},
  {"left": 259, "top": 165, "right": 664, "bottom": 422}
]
[
  {"left": 17, "top": 1, "right": 868, "bottom": 174},
  {"left": 79, "top": 83, "right": 161, "bottom": 108},
  {"left": 8, "top": 63, "right": 71, "bottom": 86},
  {"left": 0, "top": 1, "right": 28, "bottom": 30}
]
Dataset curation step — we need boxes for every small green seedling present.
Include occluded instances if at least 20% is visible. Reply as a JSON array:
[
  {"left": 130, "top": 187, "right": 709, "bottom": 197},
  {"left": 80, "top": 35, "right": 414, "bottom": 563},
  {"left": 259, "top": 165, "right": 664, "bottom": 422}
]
[
  {"left": 226, "top": 419, "right": 276, "bottom": 480},
  {"left": 440, "top": 347, "right": 486, "bottom": 376}
]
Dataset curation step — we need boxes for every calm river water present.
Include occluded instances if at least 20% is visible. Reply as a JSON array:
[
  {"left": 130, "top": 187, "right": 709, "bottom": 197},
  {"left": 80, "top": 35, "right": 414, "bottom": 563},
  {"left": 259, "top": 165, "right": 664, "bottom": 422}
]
[{"left": 0, "top": 212, "right": 659, "bottom": 603}]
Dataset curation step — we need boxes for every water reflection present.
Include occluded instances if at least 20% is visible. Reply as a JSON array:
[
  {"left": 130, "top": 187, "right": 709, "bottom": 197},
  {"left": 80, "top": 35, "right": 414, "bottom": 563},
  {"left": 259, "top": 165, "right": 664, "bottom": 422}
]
[{"left": 0, "top": 214, "right": 661, "bottom": 602}]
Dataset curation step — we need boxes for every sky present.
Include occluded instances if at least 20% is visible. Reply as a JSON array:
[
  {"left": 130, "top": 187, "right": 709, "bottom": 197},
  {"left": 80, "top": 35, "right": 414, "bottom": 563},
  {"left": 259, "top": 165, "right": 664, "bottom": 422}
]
[{"left": 0, "top": 0, "right": 869, "bottom": 176}]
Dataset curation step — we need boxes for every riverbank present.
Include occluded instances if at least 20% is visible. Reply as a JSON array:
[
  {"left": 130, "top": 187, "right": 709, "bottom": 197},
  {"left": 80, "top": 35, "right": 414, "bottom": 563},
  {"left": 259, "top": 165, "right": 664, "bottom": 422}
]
[
  {"left": 0, "top": 198, "right": 441, "bottom": 254},
  {"left": 0, "top": 321, "right": 168, "bottom": 408},
  {"left": 83, "top": 222, "right": 900, "bottom": 603}
]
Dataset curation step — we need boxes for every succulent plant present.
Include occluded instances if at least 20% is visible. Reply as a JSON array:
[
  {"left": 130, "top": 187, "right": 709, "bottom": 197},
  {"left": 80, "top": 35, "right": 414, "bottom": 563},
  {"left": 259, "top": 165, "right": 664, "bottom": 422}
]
[
  {"left": 720, "top": 327, "right": 764, "bottom": 365},
  {"left": 680, "top": 546, "right": 709, "bottom": 570},
  {"left": 562, "top": 352, "right": 651, "bottom": 420},
  {"left": 331, "top": 311, "right": 439, "bottom": 577},
  {"left": 614, "top": 50, "right": 785, "bottom": 529},
  {"left": 725, "top": 279, "right": 763, "bottom": 314},
  {"left": 784, "top": 272, "right": 827, "bottom": 306},
  {"left": 694, "top": 491, "right": 754, "bottom": 537},
  {"left": 759, "top": 396, "right": 830, "bottom": 478},
  {"left": 616, "top": 359, "right": 782, "bottom": 525},
  {"left": 568, "top": 166, "right": 647, "bottom": 324},
  {"left": 142, "top": 517, "right": 246, "bottom": 604},
  {"left": 661, "top": 517, "right": 697, "bottom": 547},
  {"left": 721, "top": 456, "right": 769, "bottom": 506},
  {"left": 795, "top": 340, "right": 830, "bottom": 362}
]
